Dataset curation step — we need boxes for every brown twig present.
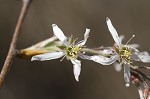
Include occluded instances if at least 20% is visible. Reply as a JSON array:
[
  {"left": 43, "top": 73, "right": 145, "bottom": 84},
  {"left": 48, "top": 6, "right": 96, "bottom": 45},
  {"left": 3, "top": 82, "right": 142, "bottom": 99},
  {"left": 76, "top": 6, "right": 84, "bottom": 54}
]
[{"left": 0, "top": 0, "right": 31, "bottom": 88}]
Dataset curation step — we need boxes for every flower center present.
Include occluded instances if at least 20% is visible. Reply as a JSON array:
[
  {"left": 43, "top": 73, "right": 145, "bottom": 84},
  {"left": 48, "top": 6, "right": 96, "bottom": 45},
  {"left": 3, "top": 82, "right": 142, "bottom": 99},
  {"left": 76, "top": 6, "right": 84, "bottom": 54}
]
[
  {"left": 119, "top": 45, "right": 132, "bottom": 62},
  {"left": 66, "top": 45, "right": 81, "bottom": 59}
]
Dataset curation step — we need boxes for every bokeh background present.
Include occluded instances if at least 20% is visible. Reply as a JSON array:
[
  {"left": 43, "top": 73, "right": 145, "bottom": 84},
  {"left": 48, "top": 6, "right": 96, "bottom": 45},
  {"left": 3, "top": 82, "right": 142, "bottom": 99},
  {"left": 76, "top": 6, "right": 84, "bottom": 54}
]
[{"left": 0, "top": 0, "right": 150, "bottom": 99}]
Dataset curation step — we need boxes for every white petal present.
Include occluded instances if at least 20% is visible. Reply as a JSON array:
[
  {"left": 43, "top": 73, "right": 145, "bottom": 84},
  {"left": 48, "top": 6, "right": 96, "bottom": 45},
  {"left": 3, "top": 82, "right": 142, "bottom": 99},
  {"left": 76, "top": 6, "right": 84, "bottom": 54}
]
[
  {"left": 52, "top": 24, "right": 68, "bottom": 44},
  {"left": 138, "top": 89, "right": 145, "bottom": 99},
  {"left": 77, "top": 28, "right": 90, "bottom": 46},
  {"left": 113, "top": 62, "right": 122, "bottom": 72},
  {"left": 128, "top": 44, "right": 140, "bottom": 48},
  {"left": 78, "top": 54, "right": 91, "bottom": 60},
  {"left": 138, "top": 55, "right": 150, "bottom": 63},
  {"left": 31, "top": 52, "right": 65, "bottom": 61},
  {"left": 119, "top": 35, "right": 125, "bottom": 43},
  {"left": 130, "top": 46, "right": 139, "bottom": 52},
  {"left": 131, "top": 53, "right": 140, "bottom": 61},
  {"left": 133, "top": 52, "right": 150, "bottom": 63},
  {"left": 139, "top": 51, "right": 149, "bottom": 56},
  {"left": 123, "top": 64, "right": 131, "bottom": 87},
  {"left": 89, "top": 55, "right": 118, "bottom": 65},
  {"left": 71, "top": 59, "right": 81, "bottom": 81},
  {"left": 101, "top": 49, "right": 115, "bottom": 54},
  {"left": 106, "top": 17, "right": 121, "bottom": 47}
]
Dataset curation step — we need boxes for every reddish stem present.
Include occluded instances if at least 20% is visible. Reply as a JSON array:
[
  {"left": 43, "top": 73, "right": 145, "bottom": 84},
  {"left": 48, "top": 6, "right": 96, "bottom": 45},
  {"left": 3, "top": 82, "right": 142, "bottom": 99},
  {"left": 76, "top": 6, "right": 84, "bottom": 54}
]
[{"left": 0, "top": 0, "right": 31, "bottom": 88}]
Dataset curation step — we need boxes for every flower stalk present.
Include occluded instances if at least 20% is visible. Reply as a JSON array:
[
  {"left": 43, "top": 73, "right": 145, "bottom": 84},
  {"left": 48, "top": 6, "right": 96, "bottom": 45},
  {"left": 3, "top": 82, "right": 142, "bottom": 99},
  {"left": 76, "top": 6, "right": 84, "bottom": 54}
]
[
  {"left": 16, "top": 47, "right": 111, "bottom": 60},
  {"left": 81, "top": 48, "right": 111, "bottom": 58}
]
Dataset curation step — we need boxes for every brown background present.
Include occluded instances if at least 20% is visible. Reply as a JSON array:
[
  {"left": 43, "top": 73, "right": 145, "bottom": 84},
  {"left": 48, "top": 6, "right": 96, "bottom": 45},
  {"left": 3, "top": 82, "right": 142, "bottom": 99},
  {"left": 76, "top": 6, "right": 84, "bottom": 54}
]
[{"left": 0, "top": 0, "right": 150, "bottom": 99}]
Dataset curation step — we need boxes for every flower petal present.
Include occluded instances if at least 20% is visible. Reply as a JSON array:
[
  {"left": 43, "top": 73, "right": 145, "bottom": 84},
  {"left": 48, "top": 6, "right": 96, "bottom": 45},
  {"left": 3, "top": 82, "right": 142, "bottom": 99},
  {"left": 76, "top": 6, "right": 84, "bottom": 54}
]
[
  {"left": 140, "top": 51, "right": 150, "bottom": 56},
  {"left": 123, "top": 63, "right": 131, "bottom": 87},
  {"left": 130, "top": 46, "right": 139, "bottom": 52},
  {"left": 78, "top": 53, "right": 91, "bottom": 60},
  {"left": 119, "top": 35, "right": 125, "bottom": 43},
  {"left": 138, "top": 89, "right": 145, "bottom": 99},
  {"left": 113, "top": 62, "right": 122, "bottom": 72},
  {"left": 106, "top": 17, "right": 121, "bottom": 47},
  {"left": 102, "top": 49, "right": 115, "bottom": 54},
  {"left": 90, "top": 55, "right": 118, "bottom": 65},
  {"left": 31, "top": 52, "right": 65, "bottom": 61},
  {"left": 52, "top": 24, "right": 68, "bottom": 44},
  {"left": 128, "top": 44, "right": 140, "bottom": 49},
  {"left": 79, "top": 48, "right": 118, "bottom": 65},
  {"left": 138, "top": 55, "right": 150, "bottom": 63},
  {"left": 131, "top": 53, "right": 140, "bottom": 61},
  {"left": 132, "top": 52, "right": 150, "bottom": 63},
  {"left": 71, "top": 59, "right": 81, "bottom": 81},
  {"left": 77, "top": 28, "right": 90, "bottom": 46}
]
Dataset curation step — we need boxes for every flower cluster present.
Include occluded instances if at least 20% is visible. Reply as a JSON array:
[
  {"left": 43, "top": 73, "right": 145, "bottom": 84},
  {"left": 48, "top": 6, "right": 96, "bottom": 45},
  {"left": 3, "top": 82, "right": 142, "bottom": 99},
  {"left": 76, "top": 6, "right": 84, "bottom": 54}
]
[{"left": 30, "top": 17, "right": 150, "bottom": 99}]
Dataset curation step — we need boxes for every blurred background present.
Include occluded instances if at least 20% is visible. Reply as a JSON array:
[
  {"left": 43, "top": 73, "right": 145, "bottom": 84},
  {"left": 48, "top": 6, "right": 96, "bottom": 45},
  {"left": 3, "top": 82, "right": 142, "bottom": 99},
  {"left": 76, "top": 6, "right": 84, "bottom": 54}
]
[{"left": 0, "top": 0, "right": 150, "bottom": 99}]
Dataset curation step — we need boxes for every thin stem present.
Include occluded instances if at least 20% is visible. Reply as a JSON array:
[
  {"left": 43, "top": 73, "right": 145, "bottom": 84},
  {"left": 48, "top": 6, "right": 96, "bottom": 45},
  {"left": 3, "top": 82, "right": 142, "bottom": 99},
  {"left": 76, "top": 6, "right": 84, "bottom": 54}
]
[
  {"left": 16, "top": 44, "right": 111, "bottom": 60},
  {"left": 81, "top": 48, "right": 111, "bottom": 57},
  {"left": 0, "top": 0, "right": 31, "bottom": 88},
  {"left": 138, "top": 66, "right": 150, "bottom": 70}
]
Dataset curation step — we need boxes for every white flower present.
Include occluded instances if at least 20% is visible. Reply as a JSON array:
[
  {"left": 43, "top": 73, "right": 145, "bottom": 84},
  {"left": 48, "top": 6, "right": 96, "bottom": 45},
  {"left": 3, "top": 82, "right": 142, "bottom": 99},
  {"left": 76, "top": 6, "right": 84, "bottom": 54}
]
[
  {"left": 106, "top": 17, "right": 150, "bottom": 87},
  {"left": 83, "top": 17, "right": 150, "bottom": 87},
  {"left": 31, "top": 24, "right": 90, "bottom": 81},
  {"left": 106, "top": 17, "right": 137, "bottom": 87}
]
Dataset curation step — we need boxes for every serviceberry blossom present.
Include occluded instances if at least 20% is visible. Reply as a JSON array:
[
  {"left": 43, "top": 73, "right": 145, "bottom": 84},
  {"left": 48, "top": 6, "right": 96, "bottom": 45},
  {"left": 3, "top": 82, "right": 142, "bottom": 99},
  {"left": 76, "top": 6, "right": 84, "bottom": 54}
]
[
  {"left": 86, "top": 17, "right": 150, "bottom": 87},
  {"left": 106, "top": 17, "right": 150, "bottom": 87},
  {"left": 31, "top": 24, "right": 90, "bottom": 81}
]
